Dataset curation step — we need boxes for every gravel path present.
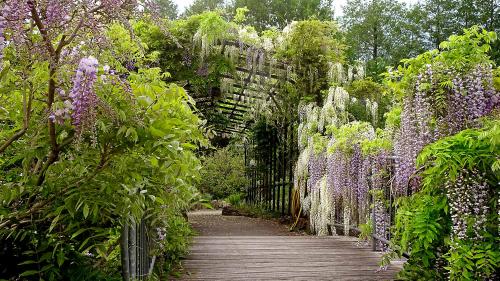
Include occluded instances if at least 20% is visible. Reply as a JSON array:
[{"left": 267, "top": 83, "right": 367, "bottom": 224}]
[{"left": 187, "top": 210, "right": 302, "bottom": 236}]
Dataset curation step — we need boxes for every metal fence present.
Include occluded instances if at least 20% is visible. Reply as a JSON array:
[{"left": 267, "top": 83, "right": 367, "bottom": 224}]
[
  {"left": 121, "top": 219, "right": 154, "bottom": 280},
  {"left": 245, "top": 122, "right": 298, "bottom": 215},
  {"left": 244, "top": 122, "right": 404, "bottom": 255}
]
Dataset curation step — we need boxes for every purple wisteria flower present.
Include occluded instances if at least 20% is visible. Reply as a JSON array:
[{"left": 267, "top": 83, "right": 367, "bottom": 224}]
[
  {"left": 69, "top": 56, "right": 100, "bottom": 139},
  {"left": 446, "top": 168, "right": 490, "bottom": 241},
  {"left": 394, "top": 63, "right": 499, "bottom": 195},
  {"left": 0, "top": 14, "right": 5, "bottom": 65}
]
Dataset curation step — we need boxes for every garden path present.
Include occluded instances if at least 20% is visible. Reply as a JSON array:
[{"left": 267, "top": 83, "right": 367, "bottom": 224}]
[{"left": 177, "top": 210, "right": 403, "bottom": 280}]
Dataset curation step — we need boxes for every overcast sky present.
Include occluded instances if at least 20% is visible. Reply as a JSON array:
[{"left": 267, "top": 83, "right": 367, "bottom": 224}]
[{"left": 173, "top": 0, "right": 420, "bottom": 17}]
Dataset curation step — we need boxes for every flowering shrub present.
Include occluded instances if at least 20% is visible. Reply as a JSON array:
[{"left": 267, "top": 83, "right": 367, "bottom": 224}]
[
  {"left": 296, "top": 86, "right": 392, "bottom": 238},
  {"left": 0, "top": 1, "right": 206, "bottom": 279},
  {"left": 294, "top": 27, "right": 499, "bottom": 280},
  {"left": 380, "top": 28, "right": 500, "bottom": 280}
]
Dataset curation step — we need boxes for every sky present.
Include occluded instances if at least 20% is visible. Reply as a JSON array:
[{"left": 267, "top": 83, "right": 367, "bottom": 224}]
[{"left": 173, "top": 0, "right": 419, "bottom": 17}]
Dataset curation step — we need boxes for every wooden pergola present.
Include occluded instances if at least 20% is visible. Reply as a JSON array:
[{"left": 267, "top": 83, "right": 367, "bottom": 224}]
[{"left": 193, "top": 41, "right": 295, "bottom": 138}]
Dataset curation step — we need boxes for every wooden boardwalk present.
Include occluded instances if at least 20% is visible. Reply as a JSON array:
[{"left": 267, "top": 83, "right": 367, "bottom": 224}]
[{"left": 179, "top": 211, "right": 403, "bottom": 280}]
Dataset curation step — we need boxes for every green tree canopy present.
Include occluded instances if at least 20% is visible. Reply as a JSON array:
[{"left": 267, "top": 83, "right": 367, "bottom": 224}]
[
  {"left": 231, "top": 0, "right": 334, "bottom": 31},
  {"left": 153, "top": 0, "right": 179, "bottom": 19},
  {"left": 183, "top": 0, "right": 226, "bottom": 17}
]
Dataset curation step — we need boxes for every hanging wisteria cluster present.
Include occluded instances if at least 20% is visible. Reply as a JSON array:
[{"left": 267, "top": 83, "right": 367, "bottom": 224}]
[
  {"left": 69, "top": 56, "right": 100, "bottom": 139},
  {"left": 0, "top": 12, "right": 5, "bottom": 67},
  {"left": 296, "top": 87, "right": 392, "bottom": 238},
  {"left": 327, "top": 62, "right": 365, "bottom": 85},
  {"left": 393, "top": 63, "right": 500, "bottom": 195},
  {"left": 446, "top": 168, "right": 490, "bottom": 241}
]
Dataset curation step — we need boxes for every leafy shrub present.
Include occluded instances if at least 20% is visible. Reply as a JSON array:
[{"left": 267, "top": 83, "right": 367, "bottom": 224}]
[
  {"left": 0, "top": 17, "right": 205, "bottom": 279},
  {"left": 226, "top": 193, "right": 244, "bottom": 206},
  {"left": 197, "top": 147, "right": 249, "bottom": 199},
  {"left": 385, "top": 120, "right": 500, "bottom": 280},
  {"left": 153, "top": 215, "right": 194, "bottom": 278}
]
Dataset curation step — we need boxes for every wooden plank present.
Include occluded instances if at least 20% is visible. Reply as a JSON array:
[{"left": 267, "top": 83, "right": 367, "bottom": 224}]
[{"left": 178, "top": 235, "right": 402, "bottom": 280}]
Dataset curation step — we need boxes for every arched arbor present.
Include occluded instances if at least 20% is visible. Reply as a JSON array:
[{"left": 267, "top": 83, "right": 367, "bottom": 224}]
[{"left": 193, "top": 40, "right": 299, "bottom": 214}]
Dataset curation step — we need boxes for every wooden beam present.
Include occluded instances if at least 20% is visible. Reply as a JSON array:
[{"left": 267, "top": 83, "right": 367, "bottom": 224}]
[{"left": 217, "top": 105, "right": 248, "bottom": 114}]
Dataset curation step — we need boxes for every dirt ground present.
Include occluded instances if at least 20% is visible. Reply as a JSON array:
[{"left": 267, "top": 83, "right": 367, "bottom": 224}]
[{"left": 187, "top": 210, "right": 304, "bottom": 236}]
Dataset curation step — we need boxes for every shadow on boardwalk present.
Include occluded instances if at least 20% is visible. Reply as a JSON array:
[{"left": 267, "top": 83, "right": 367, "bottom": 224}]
[{"left": 177, "top": 210, "right": 403, "bottom": 280}]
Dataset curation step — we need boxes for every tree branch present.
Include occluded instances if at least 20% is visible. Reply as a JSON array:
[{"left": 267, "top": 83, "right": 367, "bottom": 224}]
[
  {"left": 0, "top": 89, "right": 34, "bottom": 154},
  {"left": 28, "top": 0, "right": 55, "bottom": 57}
]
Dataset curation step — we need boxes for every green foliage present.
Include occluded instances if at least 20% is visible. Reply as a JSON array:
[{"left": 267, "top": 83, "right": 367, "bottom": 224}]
[
  {"left": 445, "top": 238, "right": 500, "bottom": 281},
  {"left": 383, "top": 106, "right": 402, "bottom": 130},
  {"left": 183, "top": 0, "right": 225, "bottom": 17},
  {"left": 231, "top": 0, "right": 335, "bottom": 31},
  {"left": 360, "top": 132, "right": 392, "bottom": 156},
  {"left": 417, "top": 119, "right": 499, "bottom": 184},
  {"left": 148, "top": 0, "right": 178, "bottom": 19},
  {"left": 385, "top": 26, "right": 497, "bottom": 101},
  {"left": 153, "top": 215, "right": 194, "bottom": 277},
  {"left": 198, "top": 147, "right": 249, "bottom": 199},
  {"left": 342, "top": 0, "right": 500, "bottom": 78},
  {"left": 342, "top": 0, "right": 429, "bottom": 78},
  {"left": 312, "top": 133, "right": 328, "bottom": 154},
  {"left": 389, "top": 191, "right": 450, "bottom": 279},
  {"left": 346, "top": 78, "right": 390, "bottom": 127},
  {"left": 0, "top": 23, "right": 205, "bottom": 279},
  {"left": 276, "top": 19, "right": 346, "bottom": 103},
  {"left": 358, "top": 219, "right": 373, "bottom": 241},
  {"left": 233, "top": 6, "right": 250, "bottom": 24},
  {"left": 193, "top": 11, "right": 233, "bottom": 59},
  {"left": 326, "top": 121, "right": 373, "bottom": 154},
  {"left": 235, "top": 203, "right": 281, "bottom": 219},
  {"left": 134, "top": 13, "right": 236, "bottom": 133},
  {"left": 226, "top": 193, "right": 244, "bottom": 206},
  {"left": 386, "top": 120, "right": 500, "bottom": 280}
]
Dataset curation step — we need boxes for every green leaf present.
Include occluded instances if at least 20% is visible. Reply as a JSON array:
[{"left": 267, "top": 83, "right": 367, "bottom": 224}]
[
  {"left": 83, "top": 204, "right": 89, "bottom": 219},
  {"left": 71, "top": 228, "right": 88, "bottom": 240},
  {"left": 18, "top": 260, "right": 38, "bottom": 265},
  {"left": 19, "top": 270, "right": 39, "bottom": 277},
  {"left": 49, "top": 215, "right": 60, "bottom": 233},
  {"left": 56, "top": 250, "right": 65, "bottom": 267}
]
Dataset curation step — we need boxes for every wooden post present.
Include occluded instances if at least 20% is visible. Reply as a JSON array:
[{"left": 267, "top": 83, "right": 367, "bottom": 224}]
[
  {"left": 265, "top": 147, "right": 269, "bottom": 209},
  {"left": 272, "top": 132, "right": 276, "bottom": 212},
  {"left": 276, "top": 131, "right": 280, "bottom": 213},
  {"left": 269, "top": 138, "right": 273, "bottom": 210},
  {"left": 372, "top": 202, "right": 376, "bottom": 251},
  {"left": 281, "top": 124, "right": 287, "bottom": 215},
  {"left": 288, "top": 122, "right": 294, "bottom": 215},
  {"left": 368, "top": 166, "right": 376, "bottom": 251},
  {"left": 258, "top": 156, "right": 262, "bottom": 204},
  {"left": 121, "top": 224, "right": 130, "bottom": 281},
  {"left": 129, "top": 222, "right": 137, "bottom": 279}
]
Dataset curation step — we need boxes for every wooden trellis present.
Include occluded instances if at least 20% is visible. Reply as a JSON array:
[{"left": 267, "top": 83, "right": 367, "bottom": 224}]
[{"left": 193, "top": 40, "right": 295, "bottom": 135}]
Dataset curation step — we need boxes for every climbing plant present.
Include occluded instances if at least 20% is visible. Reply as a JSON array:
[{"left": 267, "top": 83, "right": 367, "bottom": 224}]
[
  {"left": 293, "top": 27, "right": 500, "bottom": 280},
  {"left": 0, "top": 1, "right": 205, "bottom": 279}
]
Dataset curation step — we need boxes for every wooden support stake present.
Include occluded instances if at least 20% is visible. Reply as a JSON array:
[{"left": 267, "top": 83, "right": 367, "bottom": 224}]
[
  {"left": 288, "top": 123, "right": 294, "bottom": 214},
  {"left": 121, "top": 224, "right": 130, "bottom": 281}
]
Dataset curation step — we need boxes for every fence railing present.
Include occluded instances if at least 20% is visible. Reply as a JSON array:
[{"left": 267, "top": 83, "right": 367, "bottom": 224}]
[
  {"left": 244, "top": 122, "right": 405, "bottom": 255},
  {"left": 245, "top": 122, "right": 298, "bottom": 215},
  {"left": 121, "top": 219, "right": 155, "bottom": 280}
]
